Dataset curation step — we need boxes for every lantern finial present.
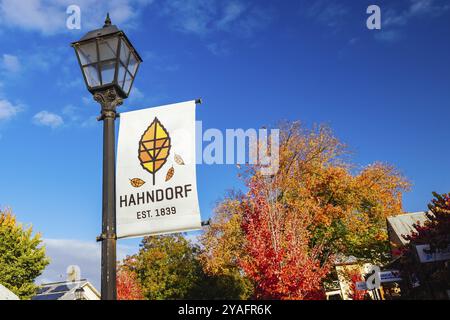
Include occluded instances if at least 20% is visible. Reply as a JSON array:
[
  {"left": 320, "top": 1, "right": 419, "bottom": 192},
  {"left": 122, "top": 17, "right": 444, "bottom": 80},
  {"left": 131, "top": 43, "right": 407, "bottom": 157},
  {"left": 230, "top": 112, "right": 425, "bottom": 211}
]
[{"left": 104, "top": 13, "right": 112, "bottom": 27}]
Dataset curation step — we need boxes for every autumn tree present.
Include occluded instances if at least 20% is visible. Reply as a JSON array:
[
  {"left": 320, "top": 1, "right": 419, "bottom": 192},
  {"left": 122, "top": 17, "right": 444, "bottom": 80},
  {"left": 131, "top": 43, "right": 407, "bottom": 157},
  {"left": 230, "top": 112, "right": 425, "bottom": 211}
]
[
  {"left": 240, "top": 177, "right": 331, "bottom": 299},
  {"left": 271, "top": 122, "right": 410, "bottom": 265},
  {"left": 399, "top": 192, "right": 450, "bottom": 298},
  {"left": 199, "top": 195, "right": 254, "bottom": 299},
  {"left": 403, "top": 192, "right": 450, "bottom": 250},
  {"left": 0, "top": 209, "right": 49, "bottom": 299},
  {"left": 200, "top": 121, "right": 410, "bottom": 299}
]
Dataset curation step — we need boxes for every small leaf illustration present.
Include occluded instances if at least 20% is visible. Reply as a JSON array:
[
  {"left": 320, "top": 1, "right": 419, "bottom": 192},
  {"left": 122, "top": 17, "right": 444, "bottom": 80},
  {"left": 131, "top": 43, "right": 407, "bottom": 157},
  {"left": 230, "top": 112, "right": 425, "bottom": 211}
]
[
  {"left": 166, "top": 166, "right": 175, "bottom": 182},
  {"left": 174, "top": 154, "right": 185, "bottom": 165},
  {"left": 130, "top": 178, "right": 146, "bottom": 188}
]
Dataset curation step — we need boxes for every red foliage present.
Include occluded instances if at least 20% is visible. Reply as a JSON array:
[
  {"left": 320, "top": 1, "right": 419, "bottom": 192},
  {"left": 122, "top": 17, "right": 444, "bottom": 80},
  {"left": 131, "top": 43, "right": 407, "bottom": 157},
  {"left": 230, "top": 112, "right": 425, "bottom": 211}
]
[
  {"left": 349, "top": 272, "right": 366, "bottom": 300},
  {"left": 117, "top": 268, "right": 144, "bottom": 300},
  {"left": 239, "top": 178, "right": 331, "bottom": 300},
  {"left": 403, "top": 192, "right": 450, "bottom": 250},
  {"left": 398, "top": 192, "right": 450, "bottom": 292}
]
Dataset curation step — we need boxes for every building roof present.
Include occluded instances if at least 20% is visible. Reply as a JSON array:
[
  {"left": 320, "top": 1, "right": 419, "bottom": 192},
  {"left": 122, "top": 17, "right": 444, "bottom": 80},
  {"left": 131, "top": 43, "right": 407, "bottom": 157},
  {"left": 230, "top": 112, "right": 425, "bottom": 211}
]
[
  {"left": 387, "top": 211, "right": 430, "bottom": 246},
  {"left": 0, "top": 284, "right": 19, "bottom": 300},
  {"left": 32, "top": 279, "right": 100, "bottom": 300},
  {"left": 333, "top": 254, "right": 359, "bottom": 266}
]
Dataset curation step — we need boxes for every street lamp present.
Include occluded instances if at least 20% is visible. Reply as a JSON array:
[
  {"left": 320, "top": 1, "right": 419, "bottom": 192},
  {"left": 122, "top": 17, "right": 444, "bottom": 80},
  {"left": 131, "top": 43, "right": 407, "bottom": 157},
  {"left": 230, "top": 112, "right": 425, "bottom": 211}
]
[
  {"left": 71, "top": 14, "right": 142, "bottom": 300},
  {"left": 74, "top": 287, "right": 85, "bottom": 300}
]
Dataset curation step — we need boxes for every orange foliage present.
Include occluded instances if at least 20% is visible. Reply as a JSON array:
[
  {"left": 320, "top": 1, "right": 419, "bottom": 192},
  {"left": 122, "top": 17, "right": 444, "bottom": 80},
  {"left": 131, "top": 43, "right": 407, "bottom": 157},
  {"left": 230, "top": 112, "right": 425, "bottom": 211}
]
[
  {"left": 117, "top": 267, "right": 144, "bottom": 300},
  {"left": 200, "top": 121, "right": 411, "bottom": 299},
  {"left": 240, "top": 177, "right": 330, "bottom": 299}
]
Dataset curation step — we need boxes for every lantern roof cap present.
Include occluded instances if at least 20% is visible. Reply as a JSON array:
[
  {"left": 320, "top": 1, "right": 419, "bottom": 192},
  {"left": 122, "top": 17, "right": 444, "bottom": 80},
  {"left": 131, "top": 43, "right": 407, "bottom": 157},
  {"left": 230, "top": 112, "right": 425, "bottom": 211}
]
[
  {"left": 72, "top": 14, "right": 121, "bottom": 44},
  {"left": 75, "top": 25, "right": 120, "bottom": 43},
  {"left": 71, "top": 14, "right": 142, "bottom": 62},
  {"left": 104, "top": 13, "right": 112, "bottom": 27}
]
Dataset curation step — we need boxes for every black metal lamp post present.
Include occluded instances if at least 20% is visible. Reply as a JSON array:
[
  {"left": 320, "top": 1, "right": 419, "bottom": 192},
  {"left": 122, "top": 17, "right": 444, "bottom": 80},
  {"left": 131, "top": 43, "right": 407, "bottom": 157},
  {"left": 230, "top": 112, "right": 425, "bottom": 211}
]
[{"left": 71, "top": 14, "right": 142, "bottom": 300}]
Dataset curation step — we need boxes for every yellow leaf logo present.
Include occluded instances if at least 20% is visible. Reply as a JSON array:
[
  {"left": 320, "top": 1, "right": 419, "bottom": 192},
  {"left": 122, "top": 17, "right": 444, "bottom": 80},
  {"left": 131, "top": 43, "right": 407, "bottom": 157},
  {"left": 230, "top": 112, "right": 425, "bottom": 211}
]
[{"left": 139, "top": 117, "right": 171, "bottom": 185}]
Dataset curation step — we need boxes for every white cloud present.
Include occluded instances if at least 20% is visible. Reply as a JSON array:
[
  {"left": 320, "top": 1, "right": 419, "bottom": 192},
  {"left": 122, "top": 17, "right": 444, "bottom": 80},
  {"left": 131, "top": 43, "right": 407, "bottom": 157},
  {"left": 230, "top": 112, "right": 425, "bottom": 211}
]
[
  {"left": 0, "top": 0, "right": 154, "bottom": 35},
  {"left": 161, "top": 0, "right": 215, "bottom": 35},
  {"left": 0, "top": 0, "right": 62, "bottom": 35},
  {"left": 207, "top": 41, "right": 230, "bottom": 56},
  {"left": 160, "top": 0, "right": 273, "bottom": 37},
  {"left": 1, "top": 54, "right": 21, "bottom": 73},
  {"left": 303, "top": 0, "right": 349, "bottom": 28},
  {"left": 32, "top": 104, "right": 97, "bottom": 129},
  {"left": 1, "top": 47, "right": 69, "bottom": 81},
  {"left": 56, "top": 78, "right": 84, "bottom": 91},
  {"left": 81, "top": 115, "right": 98, "bottom": 128},
  {"left": 128, "top": 86, "right": 145, "bottom": 103},
  {"left": 82, "top": 96, "right": 92, "bottom": 105},
  {"left": 348, "top": 37, "right": 359, "bottom": 45},
  {"left": 384, "top": 0, "right": 450, "bottom": 27},
  {"left": 62, "top": 104, "right": 81, "bottom": 122},
  {"left": 33, "top": 111, "right": 64, "bottom": 128},
  {"left": 0, "top": 99, "right": 21, "bottom": 120},
  {"left": 374, "top": 30, "right": 402, "bottom": 43},
  {"left": 217, "top": 1, "right": 246, "bottom": 29},
  {"left": 409, "top": 0, "right": 450, "bottom": 15},
  {"left": 37, "top": 238, "right": 137, "bottom": 290},
  {"left": 375, "top": 0, "right": 449, "bottom": 42}
]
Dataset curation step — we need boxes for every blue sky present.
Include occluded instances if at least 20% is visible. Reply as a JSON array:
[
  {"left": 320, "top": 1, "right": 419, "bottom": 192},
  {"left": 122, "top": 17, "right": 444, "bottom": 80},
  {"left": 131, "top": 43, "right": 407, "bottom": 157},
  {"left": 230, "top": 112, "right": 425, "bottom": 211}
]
[{"left": 0, "top": 0, "right": 449, "bottom": 288}]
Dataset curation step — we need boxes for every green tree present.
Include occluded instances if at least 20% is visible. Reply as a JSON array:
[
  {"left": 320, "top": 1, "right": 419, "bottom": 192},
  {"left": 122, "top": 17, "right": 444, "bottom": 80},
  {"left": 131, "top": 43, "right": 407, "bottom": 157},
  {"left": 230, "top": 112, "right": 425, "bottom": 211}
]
[
  {"left": 120, "top": 233, "right": 249, "bottom": 300},
  {"left": 121, "top": 234, "right": 203, "bottom": 299},
  {"left": 0, "top": 209, "right": 50, "bottom": 299}
]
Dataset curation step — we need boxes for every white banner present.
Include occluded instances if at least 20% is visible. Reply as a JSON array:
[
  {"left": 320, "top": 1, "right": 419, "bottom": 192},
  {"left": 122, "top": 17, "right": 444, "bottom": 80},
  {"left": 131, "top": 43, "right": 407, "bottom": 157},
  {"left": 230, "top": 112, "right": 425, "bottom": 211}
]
[{"left": 116, "top": 100, "right": 201, "bottom": 239}]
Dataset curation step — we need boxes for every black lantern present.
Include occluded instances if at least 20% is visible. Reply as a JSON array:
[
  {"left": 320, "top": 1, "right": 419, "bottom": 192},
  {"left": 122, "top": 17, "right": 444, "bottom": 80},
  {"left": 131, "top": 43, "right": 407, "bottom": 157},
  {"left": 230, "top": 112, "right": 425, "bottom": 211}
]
[
  {"left": 74, "top": 287, "right": 85, "bottom": 300},
  {"left": 71, "top": 14, "right": 142, "bottom": 99}
]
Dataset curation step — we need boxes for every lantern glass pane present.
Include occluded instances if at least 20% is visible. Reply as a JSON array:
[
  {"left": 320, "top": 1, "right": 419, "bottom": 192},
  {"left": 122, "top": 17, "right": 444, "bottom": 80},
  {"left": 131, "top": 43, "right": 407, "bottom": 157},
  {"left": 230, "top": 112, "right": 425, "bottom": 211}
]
[
  {"left": 100, "top": 60, "right": 116, "bottom": 85},
  {"left": 83, "top": 65, "right": 100, "bottom": 87},
  {"left": 120, "top": 40, "right": 131, "bottom": 66},
  {"left": 118, "top": 63, "right": 126, "bottom": 88},
  {"left": 128, "top": 54, "right": 138, "bottom": 76},
  {"left": 123, "top": 71, "right": 133, "bottom": 95},
  {"left": 98, "top": 37, "right": 119, "bottom": 61},
  {"left": 77, "top": 41, "right": 98, "bottom": 66}
]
